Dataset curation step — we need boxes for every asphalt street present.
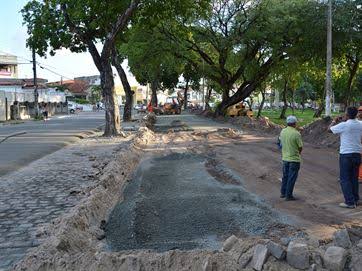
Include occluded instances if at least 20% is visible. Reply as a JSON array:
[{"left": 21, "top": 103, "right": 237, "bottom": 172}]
[{"left": 0, "top": 112, "right": 105, "bottom": 177}]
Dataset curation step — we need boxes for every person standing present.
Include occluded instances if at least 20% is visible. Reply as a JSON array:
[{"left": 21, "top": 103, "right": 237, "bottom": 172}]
[
  {"left": 329, "top": 107, "right": 362, "bottom": 208},
  {"left": 279, "top": 116, "right": 303, "bottom": 201}
]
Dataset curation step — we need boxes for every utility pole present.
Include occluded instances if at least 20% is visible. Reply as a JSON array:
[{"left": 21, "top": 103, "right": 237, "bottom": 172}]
[
  {"left": 202, "top": 59, "right": 205, "bottom": 110},
  {"left": 32, "top": 48, "right": 39, "bottom": 117},
  {"left": 325, "top": 0, "right": 333, "bottom": 116}
]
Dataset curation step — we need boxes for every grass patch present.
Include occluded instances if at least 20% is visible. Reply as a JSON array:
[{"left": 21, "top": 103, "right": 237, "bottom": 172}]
[{"left": 260, "top": 109, "right": 339, "bottom": 127}]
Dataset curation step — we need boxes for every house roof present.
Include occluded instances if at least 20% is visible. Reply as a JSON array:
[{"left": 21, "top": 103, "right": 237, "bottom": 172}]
[{"left": 47, "top": 79, "right": 89, "bottom": 94}]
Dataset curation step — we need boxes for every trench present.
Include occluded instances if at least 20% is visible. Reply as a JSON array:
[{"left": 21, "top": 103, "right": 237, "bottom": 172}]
[{"left": 105, "top": 152, "right": 290, "bottom": 252}]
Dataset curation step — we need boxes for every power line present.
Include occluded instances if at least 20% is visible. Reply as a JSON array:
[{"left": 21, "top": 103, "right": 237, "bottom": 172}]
[{"left": 0, "top": 50, "right": 76, "bottom": 81}]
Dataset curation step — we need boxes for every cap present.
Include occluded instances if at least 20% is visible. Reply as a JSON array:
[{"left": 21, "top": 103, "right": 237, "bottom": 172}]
[{"left": 286, "top": 115, "right": 297, "bottom": 124}]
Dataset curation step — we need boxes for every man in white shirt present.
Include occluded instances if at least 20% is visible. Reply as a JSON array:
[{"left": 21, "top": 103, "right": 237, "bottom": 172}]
[{"left": 329, "top": 107, "right": 362, "bottom": 208}]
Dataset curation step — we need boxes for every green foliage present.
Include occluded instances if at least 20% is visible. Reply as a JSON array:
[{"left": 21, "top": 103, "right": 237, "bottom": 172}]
[
  {"left": 121, "top": 23, "right": 184, "bottom": 91},
  {"left": 22, "top": 0, "right": 133, "bottom": 56},
  {"left": 262, "top": 109, "right": 339, "bottom": 127},
  {"left": 74, "top": 98, "right": 89, "bottom": 105},
  {"left": 88, "top": 85, "right": 102, "bottom": 104}
]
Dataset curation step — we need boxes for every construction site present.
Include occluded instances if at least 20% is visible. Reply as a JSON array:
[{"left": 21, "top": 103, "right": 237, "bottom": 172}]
[
  {"left": 10, "top": 112, "right": 361, "bottom": 271},
  {"left": 2, "top": 0, "right": 361, "bottom": 270}
]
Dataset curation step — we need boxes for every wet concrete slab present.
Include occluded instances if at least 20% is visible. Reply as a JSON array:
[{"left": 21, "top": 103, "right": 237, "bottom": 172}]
[{"left": 106, "top": 152, "right": 290, "bottom": 252}]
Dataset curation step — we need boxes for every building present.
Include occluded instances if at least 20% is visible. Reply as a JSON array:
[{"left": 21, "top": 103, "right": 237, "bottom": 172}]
[
  {"left": 114, "top": 85, "right": 148, "bottom": 105},
  {"left": 75, "top": 75, "right": 100, "bottom": 86},
  {"left": 0, "top": 78, "right": 66, "bottom": 121},
  {"left": 47, "top": 79, "right": 89, "bottom": 99},
  {"left": 0, "top": 53, "right": 18, "bottom": 79}
]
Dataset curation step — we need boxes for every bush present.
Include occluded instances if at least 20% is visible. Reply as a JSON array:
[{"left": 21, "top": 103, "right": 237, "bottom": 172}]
[{"left": 74, "top": 98, "right": 89, "bottom": 104}]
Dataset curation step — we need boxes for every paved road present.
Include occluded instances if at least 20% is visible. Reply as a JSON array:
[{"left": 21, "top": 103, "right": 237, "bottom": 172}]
[
  {"left": 0, "top": 112, "right": 105, "bottom": 177},
  {"left": 0, "top": 136, "right": 126, "bottom": 270}
]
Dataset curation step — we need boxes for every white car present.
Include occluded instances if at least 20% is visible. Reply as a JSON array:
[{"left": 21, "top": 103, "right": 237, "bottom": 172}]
[{"left": 68, "top": 102, "right": 82, "bottom": 114}]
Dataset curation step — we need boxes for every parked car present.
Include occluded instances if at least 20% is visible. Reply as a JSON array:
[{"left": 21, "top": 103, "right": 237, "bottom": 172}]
[
  {"left": 134, "top": 104, "right": 147, "bottom": 113},
  {"left": 68, "top": 102, "right": 82, "bottom": 114},
  {"left": 134, "top": 104, "right": 143, "bottom": 110}
]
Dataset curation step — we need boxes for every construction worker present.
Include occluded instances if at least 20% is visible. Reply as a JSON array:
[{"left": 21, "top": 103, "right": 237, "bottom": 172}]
[
  {"left": 279, "top": 116, "right": 303, "bottom": 201},
  {"left": 329, "top": 107, "right": 362, "bottom": 208}
]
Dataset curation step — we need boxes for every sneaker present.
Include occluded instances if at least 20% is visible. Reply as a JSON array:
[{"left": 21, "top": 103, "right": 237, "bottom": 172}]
[
  {"left": 339, "top": 203, "right": 356, "bottom": 209},
  {"left": 280, "top": 194, "right": 286, "bottom": 198},
  {"left": 285, "top": 196, "right": 297, "bottom": 201}
]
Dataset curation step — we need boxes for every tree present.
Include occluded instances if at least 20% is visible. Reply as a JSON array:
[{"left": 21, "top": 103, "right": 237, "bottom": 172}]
[
  {"left": 121, "top": 25, "right": 183, "bottom": 107},
  {"left": 89, "top": 85, "right": 102, "bottom": 105},
  {"left": 295, "top": 80, "right": 314, "bottom": 112},
  {"left": 160, "top": 0, "right": 321, "bottom": 116},
  {"left": 22, "top": 0, "right": 140, "bottom": 136},
  {"left": 111, "top": 46, "right": 134, "bottom": 121},
  {"left": 333, "top": 0, "right": 361, "bottom": 108},
  {"left": 182, "top": 62, "right": 201, "bottom": 110}
]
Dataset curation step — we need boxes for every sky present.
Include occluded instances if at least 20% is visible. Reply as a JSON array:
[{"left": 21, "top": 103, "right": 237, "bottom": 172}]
[{"left": 0, "top": 1, "right": 137, "bottom": 85}]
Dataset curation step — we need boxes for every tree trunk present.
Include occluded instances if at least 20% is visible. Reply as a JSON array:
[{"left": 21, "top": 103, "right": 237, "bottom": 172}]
[
  {"left": 205, "top": 86, "right": 212, "bottom": 110},
  {"left": 221, "top": 88, "right": 230, "bottom": 103},
  {"left": 344, "top": 58, "right": 359, "bottom": 108},
  {"left": 214, "top": 82, "right": 257, "bottom": 117},
  {"left": 257, "top": 89, "right": 266, "bottom": 118},
  {"left": 213, "top": 57, "right": 276, "bottom": 117},
  {"left": 100, "top": 63, "right": 120, "bottom": 136},
  {"left": 184, "top": 79, "right": 189, "bottom": 110},
  {"left": 150, "top": 81, "right": 158, "bottom": 107},
  {"left": 279, "top": 80, "right": 288, "bottom": 119},
  {"left": 313, "top": 101, "right": 324, "bottom": 118},
  {"left": 111, "top": 50, "right": 133, "bottom": 122}
]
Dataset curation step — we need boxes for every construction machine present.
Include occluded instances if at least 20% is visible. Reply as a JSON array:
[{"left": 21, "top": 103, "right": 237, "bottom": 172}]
[
  {"left": 162, "top": 91, "right": 184, "bottom": 115},
  {"left": 226, "top": 103, "right": 253, "bottom": 118}
]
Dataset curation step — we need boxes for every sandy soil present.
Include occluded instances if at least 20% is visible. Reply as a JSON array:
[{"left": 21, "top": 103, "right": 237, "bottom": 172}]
[
  {"left": 12, "top": 114, "right": 362, "bottom": 270},
  {"left": 155, "top": 114, "right": 362, "bottom": 239}
]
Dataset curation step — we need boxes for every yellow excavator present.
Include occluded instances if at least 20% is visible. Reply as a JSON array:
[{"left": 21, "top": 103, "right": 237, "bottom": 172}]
[
  {"left": 163, "top": 91, "right": 184, "bottom": 115},
  {"left": 226, "top": 103, "right": 253, "bottom": 118}
]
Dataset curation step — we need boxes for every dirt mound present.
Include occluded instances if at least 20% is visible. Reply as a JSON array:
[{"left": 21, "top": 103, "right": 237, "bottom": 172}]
[
  {"left": 141, "top": 113, "right": 157, "bottom": 130},
  {"left": 229, "top": 116, "right": 282, "bottom": 135},
  {"left": 302, "top": 118, "right": 339, "bottom": 149}
]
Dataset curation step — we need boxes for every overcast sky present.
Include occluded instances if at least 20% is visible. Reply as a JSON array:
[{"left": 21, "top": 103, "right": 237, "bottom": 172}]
[{"left": 0, "top": 1, "right": 138, "bottom": 85}]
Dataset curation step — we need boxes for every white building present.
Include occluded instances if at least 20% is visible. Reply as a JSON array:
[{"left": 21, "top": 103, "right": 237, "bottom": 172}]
[
  {"left": 0, "top": 78, "right": 66, "bottom": 121},
  {"left": 0, "top": 53, "right": 18, "bottom": 79}
]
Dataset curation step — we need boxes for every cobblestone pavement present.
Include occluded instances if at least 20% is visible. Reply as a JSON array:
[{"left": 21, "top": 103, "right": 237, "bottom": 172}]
[{"left": 0, "top": 134, "right": 127, "bottom": 270}]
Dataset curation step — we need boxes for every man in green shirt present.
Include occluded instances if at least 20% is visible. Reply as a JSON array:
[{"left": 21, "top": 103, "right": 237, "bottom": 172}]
[{"left": 279, "top": 116, "right": 303, "bottom": 201}]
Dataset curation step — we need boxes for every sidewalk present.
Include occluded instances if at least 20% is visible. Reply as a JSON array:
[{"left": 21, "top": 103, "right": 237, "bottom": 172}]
[{"left": 0, "top": 134, "right": 130, "bottom": 270}]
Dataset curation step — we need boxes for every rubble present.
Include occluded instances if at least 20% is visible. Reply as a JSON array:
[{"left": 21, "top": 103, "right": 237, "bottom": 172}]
[
  {"left": 357, "top": 239, "right": 362, "bottom": 249},
  {"left": 251, "top": 244, "right": 270, "bottom": 271},
  {"left": 222, "top": 235, "right": 238, "bottom": 252},
  {"left": 141, "top": 112, "right": 157, "bottom": 130},
  {"left": 267, "top": 240, "right": 286, "bottom": 260},
  {"left": 286, "top": 241, "right": 310, "bottom": 270},
  {"left": 333, "top": 228, "right": 352, "bottom": 249},
  {"left": 323, "top": 246, "right": 348, "bottom": 271}
]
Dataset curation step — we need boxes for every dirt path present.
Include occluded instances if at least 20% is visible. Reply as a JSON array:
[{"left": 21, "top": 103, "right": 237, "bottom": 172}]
[
  {"left": 152, "top": 114, "right": 362, "bottom": 239},
  {"left": 106, "top": 152, "right": 293, "bottom": 252}
]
